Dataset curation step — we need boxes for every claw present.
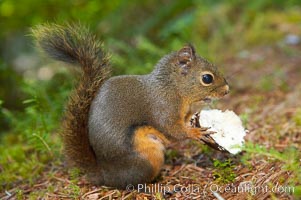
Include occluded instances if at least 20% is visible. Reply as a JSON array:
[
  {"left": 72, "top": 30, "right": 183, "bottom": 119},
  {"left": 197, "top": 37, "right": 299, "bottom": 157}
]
[
  {"left": 187, "top": 127, "right": 216, "bottom": 140},
  {"left": 200, "top": 126, "right": 211, "bottom": 131},
  {"left": 203, "top": 130, "right": 216, "bottom": 135}
]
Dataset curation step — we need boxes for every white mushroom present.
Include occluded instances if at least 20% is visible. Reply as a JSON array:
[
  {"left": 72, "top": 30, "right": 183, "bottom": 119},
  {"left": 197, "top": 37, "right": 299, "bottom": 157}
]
[{"left": 199, "top": 109, "right": 247, "bottom": 154}]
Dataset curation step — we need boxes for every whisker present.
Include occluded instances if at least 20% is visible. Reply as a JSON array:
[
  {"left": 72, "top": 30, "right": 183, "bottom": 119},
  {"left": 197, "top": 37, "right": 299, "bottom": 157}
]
[{"left": 225, "top": 67, "right": 245, "bottom": 80}]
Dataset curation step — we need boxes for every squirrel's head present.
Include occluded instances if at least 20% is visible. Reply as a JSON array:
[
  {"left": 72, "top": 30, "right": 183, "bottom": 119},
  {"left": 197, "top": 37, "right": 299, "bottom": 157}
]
[{"left": 170, "top": 44, "right": 229, "bottom": 103}]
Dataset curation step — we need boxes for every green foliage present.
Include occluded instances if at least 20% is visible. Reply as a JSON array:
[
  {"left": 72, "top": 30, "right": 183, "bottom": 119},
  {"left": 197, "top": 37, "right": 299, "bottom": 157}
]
[
  {"left": 0, "top": 72, "right": 73, "bottom": 190},
  {"left": 293, "top": 109, "right": 301, "bottom": 126},
  {"left": 15, "top": 189, "right": 24, "bottom": 200},
  {"left": 294, "top": 185, "right": 301, "bottom": 198},
  {"left": 213, "top": 159, "right": 236, "bottom": 184},
  {"left": 69, "top": 168, "right": 81, "bottom": 183},
  {"left": 108, "top": 37, "right": 164, "bottom": 75},
  {"left": 2, "top": 0, "right": 301, "bottom": 62},
  {"left": 66, "top": 183, "right": 81, "bottom": 199},
  {"left": 0, "top": 62, "right": 26, "bottom": 132},
  {"left": 165, "top": 149, "right": 180, "bottom": 162},
  {"left": 239, "top": 112, "right": 250, "bottom": 127}
]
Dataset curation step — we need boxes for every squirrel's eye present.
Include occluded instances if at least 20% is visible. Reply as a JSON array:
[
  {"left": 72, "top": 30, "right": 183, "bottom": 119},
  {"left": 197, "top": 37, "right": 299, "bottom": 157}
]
[{"left": 201, "top": 73, "right": 214, "bottom": 86}]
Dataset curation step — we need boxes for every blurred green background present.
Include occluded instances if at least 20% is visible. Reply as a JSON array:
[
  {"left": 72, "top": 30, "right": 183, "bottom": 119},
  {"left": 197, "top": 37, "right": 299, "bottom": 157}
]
[{"left": 0, "top": 0, "right": 301, "bottom": 190}]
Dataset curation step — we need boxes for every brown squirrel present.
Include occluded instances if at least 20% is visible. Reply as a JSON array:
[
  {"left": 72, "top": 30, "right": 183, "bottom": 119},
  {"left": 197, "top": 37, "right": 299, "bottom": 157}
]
[{"left": 32, "top": 23, "right": 229, "bottom": 189}]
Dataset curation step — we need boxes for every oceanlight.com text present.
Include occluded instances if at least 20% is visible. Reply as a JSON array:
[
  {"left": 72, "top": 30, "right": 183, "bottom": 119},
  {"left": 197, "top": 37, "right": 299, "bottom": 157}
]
[{"left": 126, "top": 182, "right": 294, "bottom": 196}]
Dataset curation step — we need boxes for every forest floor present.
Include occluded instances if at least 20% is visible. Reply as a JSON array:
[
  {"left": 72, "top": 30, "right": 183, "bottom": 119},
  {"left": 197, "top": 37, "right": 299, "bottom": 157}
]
[{"left": 1, "top": 44, "right": 301, "bottom": 199}]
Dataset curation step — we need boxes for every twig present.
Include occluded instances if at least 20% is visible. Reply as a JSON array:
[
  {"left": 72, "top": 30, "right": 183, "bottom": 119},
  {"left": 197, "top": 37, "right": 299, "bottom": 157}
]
[
  {"left": 82, "top": 188, "right": 103, "bottom": 199},
  {"left": 170, "top": 165, "right": 187, "bottom": 176}
]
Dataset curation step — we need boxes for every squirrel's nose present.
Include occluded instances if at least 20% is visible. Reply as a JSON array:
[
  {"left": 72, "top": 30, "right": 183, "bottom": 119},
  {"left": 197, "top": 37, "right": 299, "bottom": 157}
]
[{"left": 223, "top": 85, "right": 230, "bottom": 95}]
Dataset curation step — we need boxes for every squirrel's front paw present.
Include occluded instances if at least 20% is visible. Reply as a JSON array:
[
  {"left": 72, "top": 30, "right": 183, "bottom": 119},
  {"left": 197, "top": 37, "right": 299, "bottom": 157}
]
[{"left": 186, "top": 127, "right": 215, "bottom": 140}]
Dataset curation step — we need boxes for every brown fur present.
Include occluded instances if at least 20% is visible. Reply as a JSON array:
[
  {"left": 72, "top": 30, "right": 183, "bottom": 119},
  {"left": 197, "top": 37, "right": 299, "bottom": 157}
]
[{"left": 32, "top": 24, "right": 111, "bottom": 170}]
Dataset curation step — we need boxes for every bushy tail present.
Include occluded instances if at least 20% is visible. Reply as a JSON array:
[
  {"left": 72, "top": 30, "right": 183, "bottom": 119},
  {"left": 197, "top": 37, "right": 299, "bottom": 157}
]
[{"left": 32, "top": 23, "right": 111, "bottom": 170}]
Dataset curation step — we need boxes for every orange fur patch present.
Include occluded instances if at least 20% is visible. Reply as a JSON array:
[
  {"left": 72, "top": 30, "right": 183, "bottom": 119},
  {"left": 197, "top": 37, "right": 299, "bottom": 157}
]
[{"left": 133, "top": 126, "right": 170, "bottom": 179}]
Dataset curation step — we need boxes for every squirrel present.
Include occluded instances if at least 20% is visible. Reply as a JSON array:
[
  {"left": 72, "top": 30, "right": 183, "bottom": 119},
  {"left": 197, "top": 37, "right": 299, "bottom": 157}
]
[{"left": 32, "top": 23, "right": 229, "bottom": 189}]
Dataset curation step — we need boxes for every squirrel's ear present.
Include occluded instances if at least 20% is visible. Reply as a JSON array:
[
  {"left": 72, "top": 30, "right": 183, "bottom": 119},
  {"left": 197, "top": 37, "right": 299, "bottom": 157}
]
[{"left": 177, "top": 44, "right": 196, "bottom": 75}]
